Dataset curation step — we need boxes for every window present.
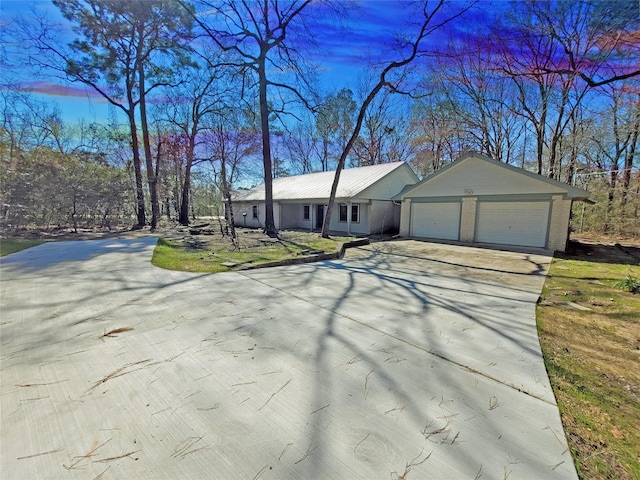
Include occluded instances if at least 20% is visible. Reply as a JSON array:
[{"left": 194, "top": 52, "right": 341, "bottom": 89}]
[
  {"left": 339, "top": 204, "right": 348, "bottom": 222},
  {"left": 252, "top": 205, "right": 258, "bottom": 219},
  {"left": 303, "top": 205, "right": 310, "bottom": 220},
  {"left": 351, "top": 205, "right": 360, "bottom": 223}
]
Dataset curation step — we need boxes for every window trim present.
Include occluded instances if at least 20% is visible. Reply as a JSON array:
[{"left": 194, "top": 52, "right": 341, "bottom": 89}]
[
  {"left": 303, "top": 204, "right": 310, "bottom": 220},
  {"left": 351, "top": 204, "right": 360, "bottom": 223},
  {"left": 252, "top": 205, "right": 259, "bottom": 219},
  {"left": 339, "top": 204, "right": 348, "bottom": 223}
]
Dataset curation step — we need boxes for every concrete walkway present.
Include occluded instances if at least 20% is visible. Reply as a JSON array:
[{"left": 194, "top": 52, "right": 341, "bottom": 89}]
[{"left": 0, "top": 239, "right": 577, "bottom": 479}]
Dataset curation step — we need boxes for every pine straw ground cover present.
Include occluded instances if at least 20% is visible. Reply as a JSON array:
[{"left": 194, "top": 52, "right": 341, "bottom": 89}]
[{"left": 536, "top": 239, "right": 640, "bottom": 480}]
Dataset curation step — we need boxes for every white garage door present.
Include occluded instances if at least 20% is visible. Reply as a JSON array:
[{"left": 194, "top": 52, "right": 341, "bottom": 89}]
[
  {"left": 411, "top": 202, "right": 460, "bottom": 240},
  {"left": 476, "top": 201, "right": 550, "bottom": 248}
]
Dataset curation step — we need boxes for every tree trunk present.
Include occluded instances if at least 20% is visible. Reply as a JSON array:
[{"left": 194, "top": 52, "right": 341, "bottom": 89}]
[
  {"left": 179, "top": 168, "right": 191, "bottom": 226},
  {"left": 604, "top": 171, "right": 618, "bottom": 234},
  {"left": 258, "top": 57, "right": 277, "bottom": 237},
  {"left": 221, "top": 157, "right": 238, "bottom": 249},
  {"left": 127, "top": 110, "right": 146, "bottom": 228},
  {"left": 322, "top": 83, "right": 384, "bottom": 238},
  {"left": 179, "top": 141, "right": 194, "bottom": 226},
  {"left": 138, "top": 29, "right": 159, "bottom": 230},
  {"left": 139, "top": 105, "right": 159, "bottom": 229},
  {"left": 620, "top": 110, "right": 639, "bottom": 212}
]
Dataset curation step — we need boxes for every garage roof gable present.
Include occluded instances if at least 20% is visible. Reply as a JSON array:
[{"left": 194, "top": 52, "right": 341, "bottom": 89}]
[{"left": 400, "top": 153, "right": 590, "bottom": 200}]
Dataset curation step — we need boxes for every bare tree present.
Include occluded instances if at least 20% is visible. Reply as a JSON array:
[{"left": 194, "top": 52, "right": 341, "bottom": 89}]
[
  {"left": 493, "top": 0, "right": 639, "bottom": 178},
  {"left": 187, "top": 0, "right": 321, "bottom": 237},
  {"left": 19, "top": 0, "right": 195, "bottom": 228},
  {"left": 584, "top": 85, "right": 640, "bottom": 231},
  {"left": 351, "top": 89, "right": 417, "bottom": 166},
  {"left": 0, "top": 92, "right": 129, "bottom": 229},
  {"left": 315, "top": 88, "right": 357, "bottom": 171},
  {"left": 283, "top": 116, "right": 317, "bottom": 174},
  {"left": 157, "top": 54, "right": 227, "bottom": 225},
  {"left": 408, "top": 93, "right": 470, "bottom": 176},
  {"left": 433, "top": 36, "right": 525, "bottom": 165},
  {"left": 321, "top": 0, "right": 474, "bottom": 238},
  {"left": 205, "top": 109, "right": 261, "bottom": 247},
  {"left": 529, "top": 0, "right": 640, "bottom": 87}
]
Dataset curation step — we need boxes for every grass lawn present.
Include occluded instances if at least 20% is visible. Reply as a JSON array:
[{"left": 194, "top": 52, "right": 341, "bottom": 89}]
[
  {"left": 151, "top": 229, "right": 350, "bottom": 273},
  {"left": 537, "top": 242, "right": 640, "bottom": 480},
  {"left": 0, "top": 238, "right": 46, "bottom": 257}
]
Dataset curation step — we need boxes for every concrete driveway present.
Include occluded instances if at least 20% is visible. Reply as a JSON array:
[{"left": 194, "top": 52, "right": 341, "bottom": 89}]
[{"left": 0, "top": 239, "right": 577, "bottom": 479}]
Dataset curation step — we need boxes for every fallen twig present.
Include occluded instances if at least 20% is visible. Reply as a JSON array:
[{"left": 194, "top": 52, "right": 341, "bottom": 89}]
[
  {"left": 258, "top": 378, "right": 292, "bottom": 411},
  {"left": 102, "top": 327, "right": 134, "bottom": 338}
]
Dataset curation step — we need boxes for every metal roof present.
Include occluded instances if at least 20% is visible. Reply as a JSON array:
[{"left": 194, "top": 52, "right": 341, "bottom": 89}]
[{"left": 234, "top": 162, "right": 408, "bottom": 201}]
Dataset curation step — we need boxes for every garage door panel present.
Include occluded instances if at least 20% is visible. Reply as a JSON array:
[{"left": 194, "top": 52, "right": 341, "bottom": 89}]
[
  {"left": 411, "top": 202, "right": 460, "bottom": 240},
  {"left": 476, "top": 202, "right": 549, "bottom": 248}
]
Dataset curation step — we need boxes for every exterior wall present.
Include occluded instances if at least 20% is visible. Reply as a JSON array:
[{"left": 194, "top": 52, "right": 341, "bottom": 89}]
[
  {"left": 233, "top": 201, "right": 263, "bottom": 228},
  {"left": 237, "top": 200, "right": 378, "bottom": 235},
  {"left": 402, "top": 194, "right": 574, "bottom": 251},
  {"left": 399, "top": 199, "right": 411, "bottom": 237},
  {"left": 359, "top": 164, "right": 419, "bottom": 200},
  {"left": 406, "top": 156, "right": 569, "bottom": 199},
  {"left": 279, "top": 203, "right": 312, "bottom": 230},
  {"left": 459, "top": 197, "right": 477, "bottom": 243},
  {"left": 232, "top": 201, "right": 281, "bottom": 229},
  {"left": 368, "top": 200, "right": 400, "bottom": 234},
  {"left": 333, "top": 202, "right": 369, "bottom": 234},
  {"left": 548, "top": 195, "right": 572, "bottom": 251}
]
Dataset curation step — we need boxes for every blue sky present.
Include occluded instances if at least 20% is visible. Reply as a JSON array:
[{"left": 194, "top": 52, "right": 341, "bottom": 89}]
[{"left": 0, "top": 0, "right": 493, "bottom": 125}]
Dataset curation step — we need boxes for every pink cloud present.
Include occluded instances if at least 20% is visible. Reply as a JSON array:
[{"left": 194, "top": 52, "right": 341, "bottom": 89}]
[{"left": 16, "top": 81, "right": 109, "bottom": 102}]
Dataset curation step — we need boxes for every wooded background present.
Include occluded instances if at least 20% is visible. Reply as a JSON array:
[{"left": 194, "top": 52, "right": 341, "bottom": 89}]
[{"left": 1, "top": 0, "right": 638, "bottom": 237}]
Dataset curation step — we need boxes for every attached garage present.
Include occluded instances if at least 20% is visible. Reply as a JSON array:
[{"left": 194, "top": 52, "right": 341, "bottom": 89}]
[
  {"left": 475, "top": 201, "right": 550, "bottom": 248},
  {"left": 411, "top": 202, "right": 460, "bottom": 240},
  {"left": 398, "top": 153, "right": 590, "bottom": 252}
]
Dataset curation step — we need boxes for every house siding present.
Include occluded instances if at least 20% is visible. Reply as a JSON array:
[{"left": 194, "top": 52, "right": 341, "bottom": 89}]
[
  {"left": 459, "top": 197, "right": 477, "bottom": 243},
  {"left": 548, "top": 195, "right": 572, "bottom": 251},
  {"left": 231, "top": 162, "right": 418, "bottom": 235},
  {"left": 279, "top": 203, "right": 309, "bottom": 229},
  {"left": 368, "top": 200, "right": 400, "bottom": 234},
  {"left": 399, "top": 199, "right": 411, "bottom": 237},
  {"left": 334, "top": 202, "right": 368, "bottom": 234},
  {"left": 233, "top": 202, "right": 281, "bottom": 229},
  {"left": 399, "top": 155, "right": 589, "bottom": 252},
  {"left": 359, "top": 164, "right": 419, "bottom": 200},
  {"left": 405, "top": 156, "right": 569, "bottom": 199},
  {"left": 234, "top": 202, "right": 262, "bottom": 228}
]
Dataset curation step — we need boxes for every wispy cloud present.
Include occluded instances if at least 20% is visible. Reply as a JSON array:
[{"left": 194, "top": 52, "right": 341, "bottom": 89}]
[{"left": 11, "top": 81, "right": 109, "bottom": 101}]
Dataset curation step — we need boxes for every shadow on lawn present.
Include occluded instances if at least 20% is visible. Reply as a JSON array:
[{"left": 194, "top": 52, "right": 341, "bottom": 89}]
[{"left": 564, "top": 240, "right": 640, "bottom": 265}]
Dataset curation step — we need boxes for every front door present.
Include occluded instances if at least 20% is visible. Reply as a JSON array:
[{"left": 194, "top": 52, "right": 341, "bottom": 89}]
[{"left": 316, "top": 204, "right": 324, "bottom": 229}]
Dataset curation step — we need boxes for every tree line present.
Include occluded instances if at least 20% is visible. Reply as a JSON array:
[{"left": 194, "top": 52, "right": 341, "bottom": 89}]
[{"left": 1, "top": 0, "right": 638, "bottom": 238}]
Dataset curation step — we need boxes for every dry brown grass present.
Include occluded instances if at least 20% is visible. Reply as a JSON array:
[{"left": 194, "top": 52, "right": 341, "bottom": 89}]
[{"left": 537, "top": 239, "right": 640, "bottom": 480}]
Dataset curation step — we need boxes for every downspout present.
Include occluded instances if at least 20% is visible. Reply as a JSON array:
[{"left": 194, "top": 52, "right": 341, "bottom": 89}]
[{"left": 311, "top": 203, "right": 315, "bottom": 232}]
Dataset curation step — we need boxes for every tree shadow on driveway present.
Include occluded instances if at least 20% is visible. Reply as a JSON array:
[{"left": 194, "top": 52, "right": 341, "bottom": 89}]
[
  {"left": 0, "top": 239, "right": 575, "bottom": 480},
  {"left": 239, "top": 242, "right": 572, "bottom": 479}
]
